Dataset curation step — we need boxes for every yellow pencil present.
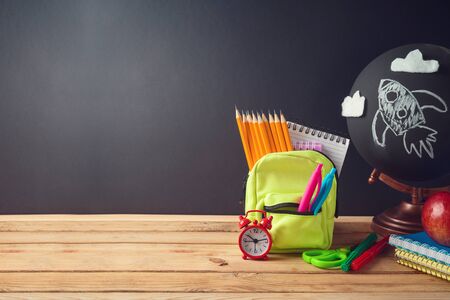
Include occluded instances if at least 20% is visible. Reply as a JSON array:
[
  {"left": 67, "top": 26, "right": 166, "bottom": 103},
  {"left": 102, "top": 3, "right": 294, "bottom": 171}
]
[
  {"left": 274, "top": 111, "right": 287, "bottom": 152},
  {"left": 280, "top": 111, "right": 293, "bottom": 151},
  {"left": 243, "top": 111, "right": 256, "bottom": 166},
  {"left": 235, "top": 108, "right": 253, "bottom": 169},
  {"left": 257, "top": 113, "right": 271, "bottom": 154},
  {"left": 262, "top": 112, "right": 276, "bottom": 153},
  {"left": 252, "top": 112, "right": 266, "bottom": 158},
  {"left": 247, "top": 112, "right": 262, "bottom": 161},
  {"left": 268, "top": 112, "right": 282, "bottom": 152}
]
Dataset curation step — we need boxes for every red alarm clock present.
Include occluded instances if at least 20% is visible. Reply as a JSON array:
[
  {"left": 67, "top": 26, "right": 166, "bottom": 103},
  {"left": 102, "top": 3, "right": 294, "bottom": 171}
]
[{"left": 238, "top": 210, "right": 273, "bottom": 260}]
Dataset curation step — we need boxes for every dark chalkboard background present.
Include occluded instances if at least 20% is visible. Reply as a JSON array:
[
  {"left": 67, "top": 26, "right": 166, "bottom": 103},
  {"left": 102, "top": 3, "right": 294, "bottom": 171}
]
[{"left": 0, "top": 0, "right": 449, "bottom": 215}]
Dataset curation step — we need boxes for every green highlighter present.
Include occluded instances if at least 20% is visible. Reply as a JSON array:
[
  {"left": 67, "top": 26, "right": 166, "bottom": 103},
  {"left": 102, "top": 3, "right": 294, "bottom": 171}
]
[{"left": 341, "top": 232, "right": 377, "bottom": 272}]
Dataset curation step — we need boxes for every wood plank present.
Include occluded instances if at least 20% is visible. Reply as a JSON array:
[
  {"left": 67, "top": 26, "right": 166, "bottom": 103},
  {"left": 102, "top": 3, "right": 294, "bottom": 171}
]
[
  {"left": 1, "top": 293, "right": 449, "bottom": 300},
  {"left": 0, "top": 215, "right": 238, "bottom": 221},
  {"left": 0, "top": 231, "right": 372, "bottom": 245},
  {"left": 1, "top": 215, "right": 435, "bottom": 297},
  {"left": 0, "top": 215, "right": 371, "bottom": 222},
  {"left": 0, "top": 215, "right": 372, "bottom": 233},
  {"left": 0, "top": 272, "right": 447, "bottom": 293},
  {"left": 0, "top": 243, "right": 412, "bottom": 273}
]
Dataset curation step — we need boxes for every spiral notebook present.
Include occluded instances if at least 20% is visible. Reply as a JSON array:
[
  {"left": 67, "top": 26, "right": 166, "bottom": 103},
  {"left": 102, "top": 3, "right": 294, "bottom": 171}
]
[
  {"left": 389, "top": 232, "right": 450, "bottom": 266},
  {"left": 395, "top": 249, "right": 450, "bottom": 275},
  {"left": 396, "top": 258, "right": 449, "bottom": 281},
  {"left": 287, "top": 121, "right": 350, "bottom": 175}
]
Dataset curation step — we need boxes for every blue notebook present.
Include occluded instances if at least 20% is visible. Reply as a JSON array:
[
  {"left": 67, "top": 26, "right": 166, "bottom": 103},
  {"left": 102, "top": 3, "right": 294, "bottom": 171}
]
[{"left": 389, "top": 232, "right": 450, "bottom": 266}]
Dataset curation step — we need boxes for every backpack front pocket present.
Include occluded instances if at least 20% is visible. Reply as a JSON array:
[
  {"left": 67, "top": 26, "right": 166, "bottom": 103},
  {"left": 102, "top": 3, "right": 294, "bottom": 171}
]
[{"left": 262, "top": 194, "right": 331, "bottom": 253}]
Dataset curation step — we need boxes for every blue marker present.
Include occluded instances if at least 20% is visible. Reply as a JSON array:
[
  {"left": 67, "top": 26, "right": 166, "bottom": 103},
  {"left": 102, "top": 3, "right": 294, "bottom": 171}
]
[{"left": 311, "top": 168, "right": 336, "bottom": 215}]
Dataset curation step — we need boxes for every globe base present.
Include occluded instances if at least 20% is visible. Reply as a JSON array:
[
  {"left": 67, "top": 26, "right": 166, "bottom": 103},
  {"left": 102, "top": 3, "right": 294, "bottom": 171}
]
[
  {"left": 371, "top": 200, "right": 423, "bottom": 236},
  {"left": 368, "top": 169, "right": 450, "bottom": 236}
]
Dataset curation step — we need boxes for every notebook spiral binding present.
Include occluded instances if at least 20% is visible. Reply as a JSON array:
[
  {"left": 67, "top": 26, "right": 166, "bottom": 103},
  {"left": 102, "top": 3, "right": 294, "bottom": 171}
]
[
  {"left": 287, "top": 122, "right": 348, "bottom": 145},
  {"left": 396, "top": 259, "right": 449, "bottom": 281},
  {"left": 389, "top": 234, "right": 450, "bottom": 266},
  {"left": 394, "top": 249, "right": 450, "bottom": 275}
]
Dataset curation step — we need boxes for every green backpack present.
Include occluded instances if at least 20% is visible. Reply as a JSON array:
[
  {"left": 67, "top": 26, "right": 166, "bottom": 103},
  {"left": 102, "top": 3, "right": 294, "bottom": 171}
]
[{"left": 244, "top": 150, "right": 338, "bottom": 253}]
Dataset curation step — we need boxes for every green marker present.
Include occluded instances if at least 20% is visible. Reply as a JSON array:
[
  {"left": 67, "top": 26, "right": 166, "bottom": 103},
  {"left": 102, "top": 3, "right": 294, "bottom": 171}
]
[{"left": 341, "top": 232, "right": 377, "bottom": 272}]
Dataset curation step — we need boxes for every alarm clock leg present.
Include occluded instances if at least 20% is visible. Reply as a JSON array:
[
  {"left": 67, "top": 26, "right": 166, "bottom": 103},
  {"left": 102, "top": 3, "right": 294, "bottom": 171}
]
[{"left": 242, "top": 255, "right": 248, "bottom": 260}]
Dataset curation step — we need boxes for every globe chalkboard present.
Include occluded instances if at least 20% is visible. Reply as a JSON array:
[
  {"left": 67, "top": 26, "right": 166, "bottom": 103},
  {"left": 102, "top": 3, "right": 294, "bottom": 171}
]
[{"left": 347, "top": 44, "right": 450, "bottom": 184}]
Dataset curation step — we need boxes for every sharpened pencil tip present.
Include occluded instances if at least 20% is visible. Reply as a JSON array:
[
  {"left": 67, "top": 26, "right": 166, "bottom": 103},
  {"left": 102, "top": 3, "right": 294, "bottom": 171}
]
[
  {"left": 261, "top": 112, "right": 267, "bottom": 122},
  {"left": 274, "top": 112, "right": 280, "bottom": 122}
]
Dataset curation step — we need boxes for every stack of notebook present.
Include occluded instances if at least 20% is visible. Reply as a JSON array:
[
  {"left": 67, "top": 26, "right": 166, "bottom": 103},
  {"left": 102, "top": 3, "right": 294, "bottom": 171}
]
[{"left": 389, "top": 232, "right": 450, "bottom": 281}]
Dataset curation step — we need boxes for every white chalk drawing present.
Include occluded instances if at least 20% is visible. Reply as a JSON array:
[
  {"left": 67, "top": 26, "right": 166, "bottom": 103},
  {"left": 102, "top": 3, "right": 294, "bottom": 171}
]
[
  {"left": 391, "top": 49, "right": 439, "bottom": 73},
  {"left": 372, "top": 79, "right": 447, "bottom": 159}
]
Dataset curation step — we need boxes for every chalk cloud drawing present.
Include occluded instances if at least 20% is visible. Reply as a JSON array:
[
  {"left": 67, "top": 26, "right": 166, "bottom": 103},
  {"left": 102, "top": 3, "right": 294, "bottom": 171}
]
[
  {"left": 391, "top": 49, "right": 439, "bottom": 73},
  {"left": 372, "top": 79, "right": 447, "bottom": 159},
  {"left": 341, "top": 90, "right": 365, "bottom": 117}
]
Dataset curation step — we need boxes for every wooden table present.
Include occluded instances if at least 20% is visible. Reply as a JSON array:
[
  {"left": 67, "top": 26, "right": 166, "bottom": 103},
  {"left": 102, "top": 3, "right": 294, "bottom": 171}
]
[{"left": 0, "top": 215, "right": 448, "bottom": 299}]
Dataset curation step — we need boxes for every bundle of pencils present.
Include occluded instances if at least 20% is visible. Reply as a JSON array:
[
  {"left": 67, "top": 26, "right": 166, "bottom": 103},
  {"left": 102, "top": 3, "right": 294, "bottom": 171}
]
[{"left": 235, "top": 107, "right": 293, "bottom": 170}]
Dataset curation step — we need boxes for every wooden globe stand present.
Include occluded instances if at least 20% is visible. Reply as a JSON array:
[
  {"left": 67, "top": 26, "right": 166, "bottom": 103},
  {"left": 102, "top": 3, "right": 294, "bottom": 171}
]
[{"left": 368, "top": 169, "right": 450, "bottom": 236}]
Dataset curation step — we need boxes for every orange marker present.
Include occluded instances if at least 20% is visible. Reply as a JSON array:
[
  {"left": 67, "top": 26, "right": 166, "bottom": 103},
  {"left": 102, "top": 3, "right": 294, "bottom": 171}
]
[
  {"left": 268, "top": 112, "right": 282, "bottom": 152},
  {"left": 280, "top": 111, "right": 293, "bottom": 151},
  {"left": 274, "top": 111, "right": 287, "bottom": 152},
  {"left": 262, "top": 112, "right": 276, "bottom": 153}
]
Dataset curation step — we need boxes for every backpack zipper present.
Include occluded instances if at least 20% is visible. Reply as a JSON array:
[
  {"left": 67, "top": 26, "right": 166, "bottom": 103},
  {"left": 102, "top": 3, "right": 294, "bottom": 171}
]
[{"left": 264, "top": 202, "right": 322, "bottom": 215}]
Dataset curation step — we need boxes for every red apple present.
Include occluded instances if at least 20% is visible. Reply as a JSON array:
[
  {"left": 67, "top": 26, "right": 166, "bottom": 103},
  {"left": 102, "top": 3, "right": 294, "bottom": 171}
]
[{"left": 421, "top": 191, "right": 450, "bottom": 247}]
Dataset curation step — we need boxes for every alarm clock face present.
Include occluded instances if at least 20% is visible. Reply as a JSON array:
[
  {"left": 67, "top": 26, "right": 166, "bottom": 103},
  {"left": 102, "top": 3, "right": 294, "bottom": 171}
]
[{"left": 239, "top": 226, "right": 271, "bottom": 258}]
